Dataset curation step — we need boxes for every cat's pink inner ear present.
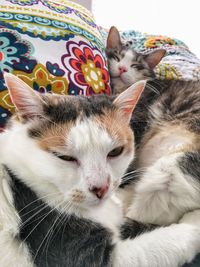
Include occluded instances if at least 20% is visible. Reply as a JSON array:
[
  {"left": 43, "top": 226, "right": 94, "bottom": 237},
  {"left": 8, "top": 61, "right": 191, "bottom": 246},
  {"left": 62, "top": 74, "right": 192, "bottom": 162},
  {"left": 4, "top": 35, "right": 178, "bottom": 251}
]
[
  {"left": 113, "top": 81, "right": 146, "bottom": 123},
  {"left": 107, "top": 26, "right": 122, "bottom": 50},
  {"left": 144, "top": 49, "right": 166, "bottom": 69},
  {"left": 4, "top": 73, "right": 44, "bottom": 118}
]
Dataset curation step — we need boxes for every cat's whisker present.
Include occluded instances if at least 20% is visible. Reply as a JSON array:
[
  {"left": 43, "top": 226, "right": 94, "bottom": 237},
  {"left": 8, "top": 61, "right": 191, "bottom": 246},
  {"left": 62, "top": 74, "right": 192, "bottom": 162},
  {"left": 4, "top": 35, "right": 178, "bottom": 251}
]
[
  {"left": 60, "top": 214, "right": 68, "bottom": 252},
  {"left": 45, "top": 201, "right": 74, "bottom": 259},
  {"left": 123, "top": 169, "right": 143, "bottom": 176},
  {"left": 122, "top": 171, "right": 144, "bottom": 179},
  {"left": 19, "top": 199, "right": 67, "bottom": 252},
  {"left": 146, "top": 83, "right": 160, "bottom": 94},
  {"left": 20, "top": 200, "right": 54, "bottom": 227},
  {"left": 18, "top": 191, "right": 60, "bottom": 213},
  {"left": 34, "top": 208, "right": 65, "bottom": 264},
  {"left": 20, "top": 195, "right": 63, "bottom": 228},
  {"left": 44, "top": 213, "right": 66, "bottom": 264},
  {"left": 121, "top": 176, "right": 139, "bottom": 184},
  {"left": 20, "top": 202, "right": 47, "bottom": 219},
  {"left": 37, "top": 135, "right": 68, "bottom": 143},
  {"left": 151, "top": 79, "right": 163, "bottom": 87},
  {"left": 122, "top": 173, "right": 140, "bottom": 179},
  {"left": 122, "top": 168, "right": 147, "bottom": 178}
]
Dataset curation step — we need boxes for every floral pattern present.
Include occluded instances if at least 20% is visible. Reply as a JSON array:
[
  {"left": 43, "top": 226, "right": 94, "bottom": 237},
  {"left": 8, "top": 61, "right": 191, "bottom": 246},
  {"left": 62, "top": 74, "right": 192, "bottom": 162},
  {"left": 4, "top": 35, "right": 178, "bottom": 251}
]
[
  {"left": 0, "top": 0, "right": 108, "bottom": 128},
  {"left": 62, "top": 41, "right": 110, "bottom": 95},
  {"left": 0, "top": 29, "right": 34, "bottom": 75},
  {"left": 13, "top": 64, "right": 69, "bottom": 94}
]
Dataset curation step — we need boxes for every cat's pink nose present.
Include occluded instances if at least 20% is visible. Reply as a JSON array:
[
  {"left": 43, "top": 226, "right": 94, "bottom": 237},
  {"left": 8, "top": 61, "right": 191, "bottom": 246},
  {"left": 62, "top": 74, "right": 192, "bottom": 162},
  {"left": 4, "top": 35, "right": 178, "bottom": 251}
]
[
  {"left": 89, "top": 184, "right": 109, "bottom": 199},
  {"left": 118, "top": 66, "right": 127, "bottom": 75}
]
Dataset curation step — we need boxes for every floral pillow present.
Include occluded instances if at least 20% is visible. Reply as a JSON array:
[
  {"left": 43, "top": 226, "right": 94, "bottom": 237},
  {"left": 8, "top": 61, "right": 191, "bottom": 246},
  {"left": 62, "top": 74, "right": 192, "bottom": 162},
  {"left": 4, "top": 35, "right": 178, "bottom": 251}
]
[{"left": 0, "top": 0, "right": 110, "bottom": 130}]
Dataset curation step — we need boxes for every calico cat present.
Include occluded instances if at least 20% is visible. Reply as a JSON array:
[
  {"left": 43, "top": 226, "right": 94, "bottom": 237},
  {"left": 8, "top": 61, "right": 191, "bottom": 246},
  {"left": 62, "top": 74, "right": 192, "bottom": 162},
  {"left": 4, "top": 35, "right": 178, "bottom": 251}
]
[
  {"left": 106, "top": 26, "right": 200, "bottom": 228},
  {"left": 0, "top": 73, "right": 200, "bottom": 267},
  {"left": 106, "top": 26, "right": 166, "bottom": 94}
]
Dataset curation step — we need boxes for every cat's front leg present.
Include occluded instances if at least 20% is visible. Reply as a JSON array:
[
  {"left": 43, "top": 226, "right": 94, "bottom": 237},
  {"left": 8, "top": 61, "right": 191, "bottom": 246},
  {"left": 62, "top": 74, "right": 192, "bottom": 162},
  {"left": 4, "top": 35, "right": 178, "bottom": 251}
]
[
  {"left": 113, "top": 222, "right": 200, "bottom": 267},
  {"left": 126, "top": 153, "right": 200, "bottom": 225}
]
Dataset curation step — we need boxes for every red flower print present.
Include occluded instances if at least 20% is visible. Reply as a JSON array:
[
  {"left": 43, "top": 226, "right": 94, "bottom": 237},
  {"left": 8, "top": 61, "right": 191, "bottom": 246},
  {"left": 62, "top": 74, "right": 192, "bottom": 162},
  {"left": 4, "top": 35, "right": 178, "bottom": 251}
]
[{"left": 62, "top": 40, "right": 110, "bottom": 95}]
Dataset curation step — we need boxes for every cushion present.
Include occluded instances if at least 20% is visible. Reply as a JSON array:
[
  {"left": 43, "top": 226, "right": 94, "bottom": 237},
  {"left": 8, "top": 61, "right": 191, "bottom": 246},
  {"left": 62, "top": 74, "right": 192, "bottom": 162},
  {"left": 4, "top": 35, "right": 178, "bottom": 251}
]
[{"left": 0, "top": 0, "right": 111, "bottom": 130}]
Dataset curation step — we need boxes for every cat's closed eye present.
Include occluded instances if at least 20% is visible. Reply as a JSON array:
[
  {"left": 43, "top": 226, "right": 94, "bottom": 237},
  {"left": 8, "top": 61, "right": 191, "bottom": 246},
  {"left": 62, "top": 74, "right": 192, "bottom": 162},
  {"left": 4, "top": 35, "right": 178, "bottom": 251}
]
[
  {"left": 107, "top": 146, "right": 124, "bottom": 158},
  {"left": 131, "top": 63, "right": 137, "bottom": 68},
  {"left": 131, "top": 63, "right": 144, "bottom": 70},
  {"left": 113, "top": 55, "right": 120, "bottom": 62}
]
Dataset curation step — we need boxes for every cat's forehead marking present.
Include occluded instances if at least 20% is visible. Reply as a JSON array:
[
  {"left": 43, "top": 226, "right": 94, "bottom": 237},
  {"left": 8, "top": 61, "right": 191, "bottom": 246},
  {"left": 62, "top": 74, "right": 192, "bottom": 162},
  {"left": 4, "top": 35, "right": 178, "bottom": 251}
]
[
  {"left": 42, "top": 94, "right": 116, "bottom": 122},
  {"left": 37, "top": 111, "right": 133, "bottom": 155},
  {"left": 120, "top": 49, "right": 138, "bottom": 63},
  {"left": 68, "top": 113, "right": 133, "bottom": 156},
  {"left": 68, "top": 118, "right": 113, "bottom": 153}
]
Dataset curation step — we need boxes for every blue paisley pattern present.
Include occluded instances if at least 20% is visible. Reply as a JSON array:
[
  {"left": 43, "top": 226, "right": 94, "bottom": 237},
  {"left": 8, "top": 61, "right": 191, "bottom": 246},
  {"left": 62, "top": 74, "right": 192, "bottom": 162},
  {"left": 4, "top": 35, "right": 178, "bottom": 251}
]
[{"left": 0, "top": 29, "right": 34, "bottom": 75}]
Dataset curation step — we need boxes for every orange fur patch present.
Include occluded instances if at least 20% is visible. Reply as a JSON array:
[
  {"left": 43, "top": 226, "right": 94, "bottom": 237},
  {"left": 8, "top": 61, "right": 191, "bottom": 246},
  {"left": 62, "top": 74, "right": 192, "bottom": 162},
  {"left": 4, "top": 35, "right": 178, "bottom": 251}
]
[
  {"left": 93, "top": 109, "right": 134, "bottom": 153},
  {"left": 37, "top": 122, "right": 73, "bottom": 151}
]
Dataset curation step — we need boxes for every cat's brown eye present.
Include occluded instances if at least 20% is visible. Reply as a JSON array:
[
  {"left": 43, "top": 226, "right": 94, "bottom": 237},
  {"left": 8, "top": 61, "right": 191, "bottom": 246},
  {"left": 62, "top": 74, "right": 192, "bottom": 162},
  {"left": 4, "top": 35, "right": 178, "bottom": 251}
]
[
  {"left": 52, "top": 152, "right": 77, "bottom": 162},
  {"left": 107, "top": 146, "right": 124, "bottom": 158},
  {"left": 57, "top": 155, "right": 77, "bottom": 162}
]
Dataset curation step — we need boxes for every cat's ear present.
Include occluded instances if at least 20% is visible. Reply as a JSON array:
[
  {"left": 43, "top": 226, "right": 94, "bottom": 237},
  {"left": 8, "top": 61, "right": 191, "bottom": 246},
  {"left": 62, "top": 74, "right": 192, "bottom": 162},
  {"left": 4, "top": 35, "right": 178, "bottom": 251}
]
[
  {"left": 4, "top": 73, "right": 44, "bottom": 119},
  {"left": 113, "top": 80, "right": 146, "bottom": 123},
  {"left": 106, "top": 26, "right": 122, "bottom": 50},
  {"left": 143, "top": 49, "right": 166, "bottom": 69}
]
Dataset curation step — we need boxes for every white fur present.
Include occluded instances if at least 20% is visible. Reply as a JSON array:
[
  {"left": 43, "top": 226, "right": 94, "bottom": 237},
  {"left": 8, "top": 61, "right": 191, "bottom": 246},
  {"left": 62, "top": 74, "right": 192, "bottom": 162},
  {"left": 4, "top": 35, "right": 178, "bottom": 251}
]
[
  {"left": 127, "top": 153, "right": 200, "bottom": 225},
  {"left": 180, "top": 210, "right": 200, "bottom": 227},
  {"left": 113, "top": 222, "right": 200, "bottom": 267}
]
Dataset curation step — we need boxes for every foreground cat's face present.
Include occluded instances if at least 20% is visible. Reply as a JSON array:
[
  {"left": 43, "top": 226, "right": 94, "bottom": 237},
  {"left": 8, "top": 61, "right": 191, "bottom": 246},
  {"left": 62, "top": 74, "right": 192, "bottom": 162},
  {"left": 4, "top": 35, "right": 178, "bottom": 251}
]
[
  {"left": 3, "top": 74, "right": 145, "bottom": 211},
  {"left": 106, "top": 26, "right": 166, "bottom": 92}
]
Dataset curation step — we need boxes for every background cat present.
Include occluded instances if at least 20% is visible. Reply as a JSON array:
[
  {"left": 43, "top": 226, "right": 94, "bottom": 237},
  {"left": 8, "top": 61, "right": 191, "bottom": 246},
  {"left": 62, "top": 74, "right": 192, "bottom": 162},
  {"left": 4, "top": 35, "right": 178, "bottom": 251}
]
[
  {"left": 106, "top": 26, "right": 166, "bottom": 94},
  {"left": 0, "top": 74, "right": 200, "bottom": 266},
  {"left": 106, "top": 26, "right": 200, "bottom": 228}
]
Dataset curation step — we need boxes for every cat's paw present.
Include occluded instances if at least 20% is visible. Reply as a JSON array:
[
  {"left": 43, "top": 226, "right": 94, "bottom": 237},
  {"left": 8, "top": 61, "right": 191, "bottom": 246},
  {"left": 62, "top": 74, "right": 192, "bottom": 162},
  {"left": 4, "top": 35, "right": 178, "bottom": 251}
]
[
  {"left": 126, "top": 155, "right": 184, "bottom": 225},
  {"left": 179, "top": 209, "right": 200, "bottom": 228},
  {"left": 127, "top": 154, "right": 200, "bottom": 226}
]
